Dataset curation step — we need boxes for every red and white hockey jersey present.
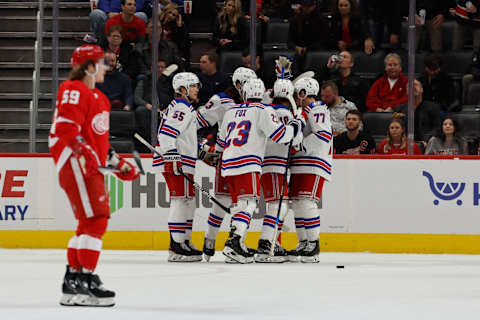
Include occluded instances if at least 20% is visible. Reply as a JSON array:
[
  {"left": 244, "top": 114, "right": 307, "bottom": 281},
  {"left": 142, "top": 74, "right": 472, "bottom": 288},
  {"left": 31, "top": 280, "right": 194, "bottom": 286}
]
[
  {"left": 262, "top": 104, "right": 294, "bottom": 174},
  {"left": 153, "top": 98, "right": 198, "bottom": 175},
  {"left": 216, "top": 102, "right": 295, "bottom": 177},
  {"left": 196, "top": 92, "right": 235, "bottom": 128},
  {"left": 49, "top": 80, "right": 110, "bottom": 173},
  {"left": 290, "top": 101, "right": 333, "bottom": 181}
]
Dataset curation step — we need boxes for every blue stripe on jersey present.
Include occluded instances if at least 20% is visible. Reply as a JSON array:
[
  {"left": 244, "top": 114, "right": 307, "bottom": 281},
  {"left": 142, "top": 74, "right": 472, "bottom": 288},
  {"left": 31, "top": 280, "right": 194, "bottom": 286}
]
[
  {"left": 197, "top": 112, "right": 211, "bottom": 128},
  {"left": 271, "top": 104, "right": 290, "bottom": 111},
  {"left": 222, "top": 154, "right": 263, "bottom": 163},
  {"left": 269, "top": 125, "right": 285, "bottom": 141}
]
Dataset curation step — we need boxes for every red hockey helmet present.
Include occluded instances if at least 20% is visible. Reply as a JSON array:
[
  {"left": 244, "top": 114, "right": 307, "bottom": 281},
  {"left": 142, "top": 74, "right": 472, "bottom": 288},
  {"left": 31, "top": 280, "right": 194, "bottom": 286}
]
[{"left": 71, "top": 44, "right": 105, "bottom": 67}]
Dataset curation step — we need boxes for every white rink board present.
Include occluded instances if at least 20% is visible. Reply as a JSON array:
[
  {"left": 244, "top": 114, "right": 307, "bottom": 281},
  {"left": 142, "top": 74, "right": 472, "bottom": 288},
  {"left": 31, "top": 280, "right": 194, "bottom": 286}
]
[{"left": 1, "top": 156, "right": 480, "bottom": 234}]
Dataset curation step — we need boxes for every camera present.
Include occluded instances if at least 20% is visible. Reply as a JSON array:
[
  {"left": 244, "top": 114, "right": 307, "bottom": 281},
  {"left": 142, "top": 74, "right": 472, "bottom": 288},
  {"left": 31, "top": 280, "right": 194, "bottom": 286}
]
[{"left": 331, "top": 55, "right": 343, "bottom": 63}]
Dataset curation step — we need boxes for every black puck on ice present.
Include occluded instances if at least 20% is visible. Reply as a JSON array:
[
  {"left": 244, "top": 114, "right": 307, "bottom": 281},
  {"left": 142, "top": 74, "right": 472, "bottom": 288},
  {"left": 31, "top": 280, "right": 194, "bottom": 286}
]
[{"left": 336, "top": 265, "right": 344, "bottom": 269}]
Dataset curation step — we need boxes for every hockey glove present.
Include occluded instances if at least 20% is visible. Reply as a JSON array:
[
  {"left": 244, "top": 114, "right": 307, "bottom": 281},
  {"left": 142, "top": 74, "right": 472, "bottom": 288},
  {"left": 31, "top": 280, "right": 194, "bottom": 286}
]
[
  {"left": 198, "top": 140, "right": 221, "bottom": 167},
  {"left": 287, "top": 119, "right": 304, "bottom": 146},
  {"left": 163, "top": 150, "right": 182, "bottom": 175},
  {"left": 70, "top": 136, "right": 99, "bottom": 177},
  {"left": 106, "top": 148, "right": 140, "bottom": 181}
]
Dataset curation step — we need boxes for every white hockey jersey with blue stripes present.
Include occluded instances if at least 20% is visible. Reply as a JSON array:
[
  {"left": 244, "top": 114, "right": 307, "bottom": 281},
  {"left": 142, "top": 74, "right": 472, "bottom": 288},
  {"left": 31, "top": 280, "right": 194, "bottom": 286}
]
[
  {"left": 262, "top": 104, "right": 294, "bottom": 174},
  {"left": 290, "top": 101, "right": 333, "bottom": 181},
  {"left": 153, "top": 98, "right": 197, "bottom": 175},
  {"left": 196, "top": 92, "right": 235, "bottom": 128},
  {"left": 216, "top": 102, "right": 295, "bottom": 177}
]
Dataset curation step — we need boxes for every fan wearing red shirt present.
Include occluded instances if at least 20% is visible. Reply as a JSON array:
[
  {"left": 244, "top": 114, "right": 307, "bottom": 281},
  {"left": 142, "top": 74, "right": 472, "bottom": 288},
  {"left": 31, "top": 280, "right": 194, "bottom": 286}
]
[
  {"left": 105, "top": 0, "right": 146, "bottom": 44},
  {"left": 49, "top": 44, "right": 139, "bottom": 307},
  {"left": 377, "top": 117, "right": 422, "bottom": 154},
  {"left": 366, "top": 53, "right": 408, "bottom": 112}
]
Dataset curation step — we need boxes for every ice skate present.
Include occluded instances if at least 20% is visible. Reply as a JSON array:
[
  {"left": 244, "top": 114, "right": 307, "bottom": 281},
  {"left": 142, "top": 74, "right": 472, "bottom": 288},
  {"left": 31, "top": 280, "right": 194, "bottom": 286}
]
[
  {"left": 59, "top": 265, "right": 80, "bottom": 306},
  {"left": 254, "top": 239, "right": 289, "bottom": 263},
  {"left": 73, "top": 272, "right": 115, "bottom": 307},
  {"left": 222, "top": 227, "right": 254, "bottom": 264},
  {"left": 202, "top": 238, "right": 215, "bottom": 262},
  {"left": 184, "top": 240, "right": 203, "bottom": 262},
  {"left": 300, "top": 240, "right": 320, "bottom": 263},
  {"left": 168, "top": 238, "right": 199, "bottom": 262},
  {"left": 286, "top": 240, "right": 308, "bottom": 262}
]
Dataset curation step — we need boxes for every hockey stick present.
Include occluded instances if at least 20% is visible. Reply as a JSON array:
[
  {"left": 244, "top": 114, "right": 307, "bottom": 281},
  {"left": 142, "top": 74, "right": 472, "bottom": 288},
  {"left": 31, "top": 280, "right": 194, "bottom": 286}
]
[
  {"left": 134, "top": 133, "right": 231, "bottom": 214},
  {"left": 132, "top": 150, "right": 145, "bottom": 175},
  {"left": 292, "top": 71, "right": 315, "bottom": 86}
]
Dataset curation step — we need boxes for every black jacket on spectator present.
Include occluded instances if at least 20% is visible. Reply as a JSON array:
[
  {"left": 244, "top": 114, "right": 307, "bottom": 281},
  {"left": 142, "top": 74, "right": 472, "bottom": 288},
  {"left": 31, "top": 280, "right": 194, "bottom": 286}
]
[
  {"left": 162, "top": 20, "right": 191, "bottom": 61},
  {"left": 96, "top": 71, "right": 133, "bottom": 109},
  {"left": 135, "top": 38, "right": 184, "bottom": 75},
  {"left": 212, "top": 16, "right": 248, "bottom": 51},
  {"left": 360, "top": 0, "right": 402, "bottom": 36},
  {"left": 334, "top": 130, "right": 376, "bottom": 154},
  {"left": 419, "top": 72, "right": 457, "bottom": 112},
  {"left": 197, "top": 71, "right": 231, "bottom": 105},
  {"left": 415, "top": 0, "right": 451, "bottom": 20},
  {"left": 134, "top": 73, "right": 173, "bottom": 111},
  {"left": 319, "top": 66, "right": 370, "bottom": 113},
  {"left": 394, "top": 100, "right": 441, "bottom": 141},
  {"left": 328, "top": 14, "right": 367, "bottom": 51},
  {"left": 289, "top": 8, "right": 329, "bottom": 49},
  {"left": 261, "top": 0, "right": 293, "bottom": 21}
]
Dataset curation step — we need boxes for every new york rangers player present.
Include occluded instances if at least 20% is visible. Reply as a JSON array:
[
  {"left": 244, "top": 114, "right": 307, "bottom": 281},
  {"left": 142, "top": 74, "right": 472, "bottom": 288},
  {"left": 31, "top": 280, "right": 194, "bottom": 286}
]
[
  {"left": 290, "top": 78, "right": 333, "bottom": 263},
  {"left": 215, "top": 78, "right": 303, "bottom": 263},
  {"left": 197, "top": 67, "right": 257, "bottom": 261},
  {"left": 153, "top": 72, "right": 202, "bottom": 262}
]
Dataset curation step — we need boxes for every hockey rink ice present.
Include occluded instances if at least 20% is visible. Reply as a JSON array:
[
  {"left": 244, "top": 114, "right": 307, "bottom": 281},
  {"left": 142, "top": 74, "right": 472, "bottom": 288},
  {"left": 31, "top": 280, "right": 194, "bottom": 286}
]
[{"left": 1, "top": 249, "right": 480, "bottom": 319}]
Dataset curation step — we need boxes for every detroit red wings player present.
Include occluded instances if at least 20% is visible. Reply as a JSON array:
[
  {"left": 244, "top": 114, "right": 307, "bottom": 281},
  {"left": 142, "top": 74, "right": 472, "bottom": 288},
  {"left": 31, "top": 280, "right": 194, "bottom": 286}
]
[{"left": 49, "top": 44, "right": 139, "bottom": 307}]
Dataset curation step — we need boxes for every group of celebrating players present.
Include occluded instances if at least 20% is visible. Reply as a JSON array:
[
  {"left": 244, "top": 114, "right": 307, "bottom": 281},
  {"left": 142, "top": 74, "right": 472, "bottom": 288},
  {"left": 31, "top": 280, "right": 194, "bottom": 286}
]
[{"left": 51, "top": 44, "right": 332, "bottom": 307}]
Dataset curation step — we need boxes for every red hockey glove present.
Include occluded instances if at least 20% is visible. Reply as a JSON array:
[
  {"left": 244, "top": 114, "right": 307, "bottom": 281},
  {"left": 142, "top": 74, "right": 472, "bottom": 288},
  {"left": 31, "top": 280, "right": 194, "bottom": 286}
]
[
  {"left": 70, "top": 136, "right": 99, "bottom": 177},
  {"left": 163, "top": 150, "right": 182, "bottom": 175},
  {"left": 114, "top": 158, "right": 140, "bottom": 181}
]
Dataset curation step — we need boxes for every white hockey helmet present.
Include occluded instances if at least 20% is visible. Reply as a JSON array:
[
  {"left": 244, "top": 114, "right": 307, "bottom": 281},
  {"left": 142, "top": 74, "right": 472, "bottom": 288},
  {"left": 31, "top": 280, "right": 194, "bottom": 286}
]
[
  {"left": 232, "top": 67, "right": 257, "bottom": 88},
  {"left": 172, "top": 72, "right": 200, "bottom": 97},
  {"left": 243, "top": 78, "right": 265, "bottom": 101},
  {"left": 294, "top": 77, "right": 319, "bottom": 97},
  {"left": 273, "top": 79, "right": 294, "bottom": 99}
]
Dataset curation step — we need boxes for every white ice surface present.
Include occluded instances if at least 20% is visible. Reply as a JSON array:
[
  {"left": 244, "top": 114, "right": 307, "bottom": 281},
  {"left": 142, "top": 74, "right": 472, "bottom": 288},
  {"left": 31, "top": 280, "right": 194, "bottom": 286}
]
[{"left": 1, "top": 249, "right": 480, "bottom": 319}]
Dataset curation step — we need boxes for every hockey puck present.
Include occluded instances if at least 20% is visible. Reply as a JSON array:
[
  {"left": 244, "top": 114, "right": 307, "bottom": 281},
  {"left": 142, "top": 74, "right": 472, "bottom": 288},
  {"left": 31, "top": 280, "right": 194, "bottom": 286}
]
[{"left": 336, "top": 265, "right": 344, "bottom": 269}]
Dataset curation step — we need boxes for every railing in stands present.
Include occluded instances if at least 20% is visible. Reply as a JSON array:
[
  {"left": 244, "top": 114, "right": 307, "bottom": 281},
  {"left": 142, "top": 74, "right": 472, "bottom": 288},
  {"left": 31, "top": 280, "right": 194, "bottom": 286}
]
[{"left": 30, "top": 0, "right": 43, "bottom": 152}]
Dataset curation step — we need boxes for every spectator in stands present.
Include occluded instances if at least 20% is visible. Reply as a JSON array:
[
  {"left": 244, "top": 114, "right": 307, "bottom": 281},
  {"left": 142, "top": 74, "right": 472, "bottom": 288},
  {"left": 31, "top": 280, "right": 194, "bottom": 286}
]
[
  {"left": 321, "top": 50, "right": 370, "bottom": 112},
  {"left": 414, "top": 0, "right": 450, "bottom": 52},
  {"left": 158, "top": 3, "right": 191, "bottom": 62},
  {"left": 102, "top": 25, "right": 139, "bottom": 79},
  {"left": 328, "top": 0, "right": 373, "bottom": 54},
  {"left": 241, "top": 48, "right": 265, "bottom": 80},
  {"left": 451, "top": 0, "right": 480, "bottom": 51},
  {"left": 377, "top": 117, "right": 422, "bottom": 154},
  {"left": 259, "top": 0, "right": 293, "bottom": 22},
  {"left": 96, "top": 52, "right": 134, "bottom": 110},
  {"left": 320, "top": 81, "right": 357, "bottom": 135},
  {"left": 134, "top": 59, "right": 178, "bottom": 151},
  {"left": 90, "top": 0, "right": 149, "bottom": 42},
  {"left": 425, "top": 117, "right": 469, "bottom": 154},
  {"left": 419, "top": 53, "right": 458, "bottom": 113},
  {"left": 393, "top": 79, "right": 441, "bottom": 142},
  {"left": 334, "top": 110, "right": 376, "bottom": 154},
  {"left": 289, "top": 0, "right": 329, "bottom": 73},
  {"left": 360, "top": 0, "right": 402, "bottom": 50},
  {"left": 135, "top": 19, "right": 184, "bottom": 76},
  {"left": 213, "top": 0, "right": 247, "bottom": 52},
  {"left": 366, "top": 53, "right": 408, "bottom": 112},
  {"left": 105, "top": 0, "right": 147, "bottom": 44},
  {"left": 197, "top": 51, "right": 231, "bottom": 104}
]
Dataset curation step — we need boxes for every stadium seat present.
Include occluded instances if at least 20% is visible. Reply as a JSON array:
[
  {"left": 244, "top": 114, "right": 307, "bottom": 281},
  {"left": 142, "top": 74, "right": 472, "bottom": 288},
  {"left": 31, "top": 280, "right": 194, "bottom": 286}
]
[
  {"left": 219, "top": 51, "right": 243, "bottom": 75},
  {"left": 442, "top": 20, "right": 455, "bottom": 51},
  {"left": 262, "top": 49, "right": 295, "bottom": 88},
  {"left": 463, "top": 81, "right": 480, "bottom": 105},
  {"left": 110, "top": 110, "right": 136, "bottom": 153},
  {"left": 450, "top": 112, "right": 480, "bottom": 142},
  {"left": 243, "top": 20, "right": 262, "bottom": 46},
  {"left": 263, "top": 21, "right": 290, "bottom": 50},
  {"left": 362, "top": 112, "right": 393, "bottom": 143},
  {"left": 443, "top": 50, "right": 473, "bottom": 80},
  {"left": 352, "top": 50, "right": 386, "bottom": 78}
]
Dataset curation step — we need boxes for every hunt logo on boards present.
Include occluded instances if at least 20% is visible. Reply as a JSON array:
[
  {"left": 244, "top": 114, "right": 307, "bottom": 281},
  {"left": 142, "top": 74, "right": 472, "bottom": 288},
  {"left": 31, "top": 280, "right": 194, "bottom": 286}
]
[{"left": 0, "top": 170, "right": 29, "bottom": 220}]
